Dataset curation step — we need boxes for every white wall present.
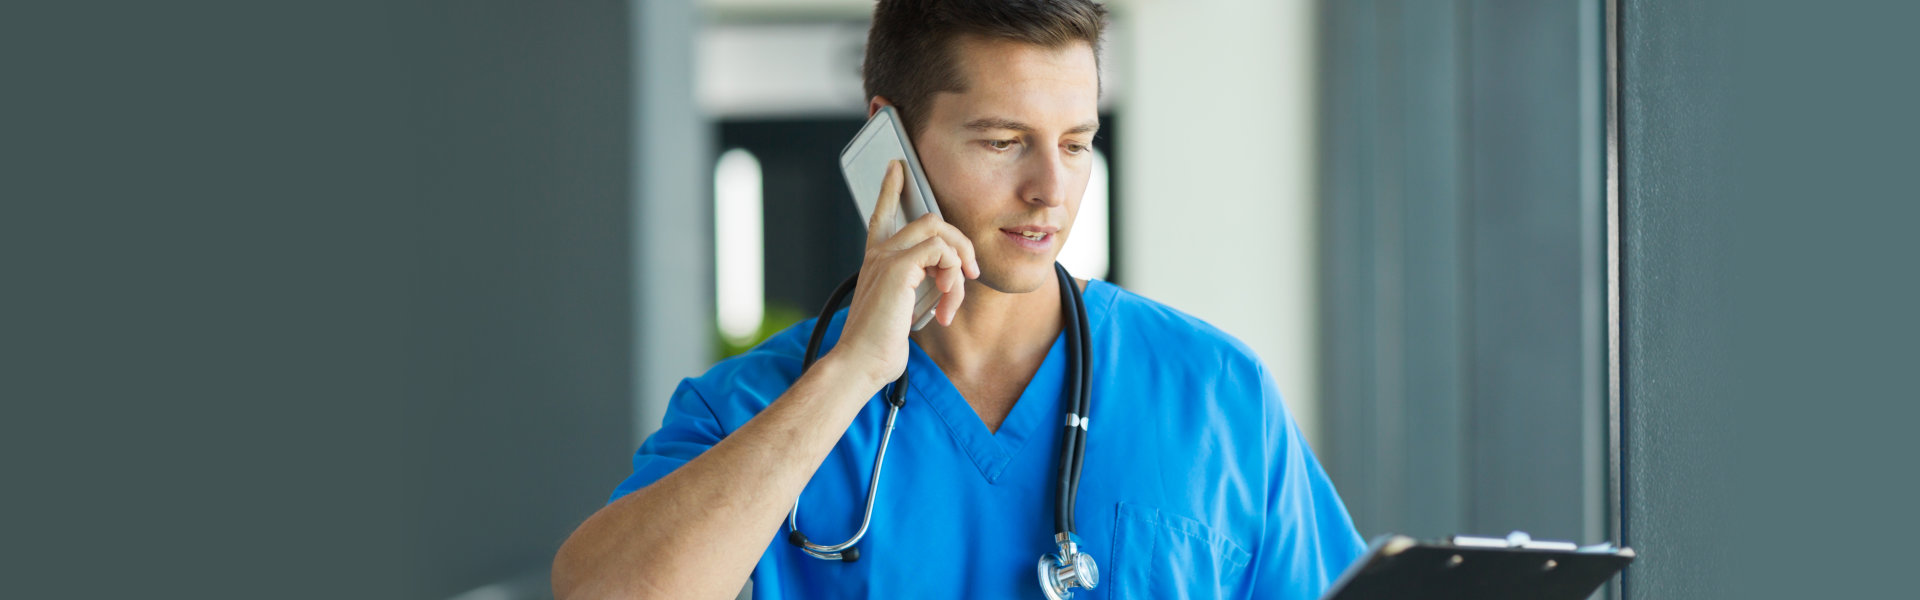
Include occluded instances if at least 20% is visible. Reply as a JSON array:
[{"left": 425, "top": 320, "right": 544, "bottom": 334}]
[
  {"left": 1119, "top": 0, "right": 1324, "bottom": 444},
  {"left": 636, "top": 0, "right": 716, "bottom": 444}
]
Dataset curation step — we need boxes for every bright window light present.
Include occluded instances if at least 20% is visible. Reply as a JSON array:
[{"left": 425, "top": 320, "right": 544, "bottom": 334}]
[
  {"left": 715, "top": 149, "right": 764, "bottom": 345},
  {"left": 1058, "top": 148, "right": 1111, "bottom": 281}
]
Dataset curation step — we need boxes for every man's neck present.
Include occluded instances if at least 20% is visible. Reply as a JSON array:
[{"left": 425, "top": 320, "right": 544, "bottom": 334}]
[{"left": 909, "top": 277, "right": 1084, "bottom": 379}]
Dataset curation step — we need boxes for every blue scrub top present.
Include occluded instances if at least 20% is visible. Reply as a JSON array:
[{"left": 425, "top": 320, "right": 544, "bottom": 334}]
[{"left": 611, "top": 279, "right": 1364, "bottom": 599}]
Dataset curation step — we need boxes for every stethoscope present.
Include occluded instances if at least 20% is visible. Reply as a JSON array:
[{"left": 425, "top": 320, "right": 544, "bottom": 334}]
[{"left": 786, "top": 262, "right": 1099, "bottom": 600}]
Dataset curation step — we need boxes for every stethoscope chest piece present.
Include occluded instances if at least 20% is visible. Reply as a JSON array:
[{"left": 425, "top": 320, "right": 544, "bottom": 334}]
[{"left": 1038, "top": 533, "right": 1099, "bottom": 600}]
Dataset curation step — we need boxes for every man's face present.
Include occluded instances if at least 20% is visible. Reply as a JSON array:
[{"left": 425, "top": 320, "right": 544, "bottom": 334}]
[{"left": 909, "top": 35, "right": 1100, "bottom": 294}]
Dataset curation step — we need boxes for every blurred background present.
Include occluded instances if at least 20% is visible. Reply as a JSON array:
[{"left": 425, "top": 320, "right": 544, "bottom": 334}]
[{"left": 10, "top": 0, "right": 1919, "bottom": 599}]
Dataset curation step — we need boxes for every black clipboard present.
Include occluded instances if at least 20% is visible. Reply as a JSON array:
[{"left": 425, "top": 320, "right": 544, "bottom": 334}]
[{"left": 1320, "top": 532, "right": 1635, "bottom": 600}]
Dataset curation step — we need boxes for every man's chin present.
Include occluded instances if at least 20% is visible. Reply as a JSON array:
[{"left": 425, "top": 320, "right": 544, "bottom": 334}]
[{"left": 977, "top": 261, "right": 1061, "bottom": 295}]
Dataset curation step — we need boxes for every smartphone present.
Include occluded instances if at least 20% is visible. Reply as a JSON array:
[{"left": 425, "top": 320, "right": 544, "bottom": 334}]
[{"left": 840, "top": 105, "right": 943, "bottom": 331}]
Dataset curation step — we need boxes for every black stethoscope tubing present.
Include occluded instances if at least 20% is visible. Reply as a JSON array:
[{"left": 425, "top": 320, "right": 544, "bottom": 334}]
[
  {"left": 787, "top": 262, "right": 1091, "bottom": 556},
  {"left": 1056, "top": 261, "right": 1090, "bottom": 536}
]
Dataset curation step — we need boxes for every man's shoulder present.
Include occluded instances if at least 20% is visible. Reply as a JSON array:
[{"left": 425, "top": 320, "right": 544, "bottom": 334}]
[
  {"left": 681, "top": 316, "right": 822, "bottom": 404},
  {"left": 1097, "top": 282, "right": 1286, "bottom": 439},
  {"left": 1098, "top": 281, "right": 1266, "bottom": 375}
]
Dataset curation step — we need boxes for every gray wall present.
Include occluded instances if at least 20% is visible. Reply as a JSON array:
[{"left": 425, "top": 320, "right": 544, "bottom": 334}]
[
  {"left": 1319, "top": 0, "right": 1608, "bottom": 546},
  {"left": 401, "top": 1, "right": 635, "bottom": 597},
  {"left": 1617, "top": 1, "right": 1919, "bottom": 598},
  {"left": 10, "top": 2, "right": 636, "bottom": 598},
  {"left": 1616, "top": 0, "right": 1734, "bottom": 596}
]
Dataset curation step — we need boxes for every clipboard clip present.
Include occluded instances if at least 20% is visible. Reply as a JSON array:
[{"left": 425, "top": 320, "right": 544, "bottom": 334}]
[{"left": 1444, "top": 531, "right": 1629, "bottom": 555}]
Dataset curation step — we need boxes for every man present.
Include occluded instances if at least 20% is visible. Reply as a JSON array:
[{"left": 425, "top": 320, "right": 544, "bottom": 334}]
[{"left": 552, "top": 1, "right": 1364, "bottom": 598}]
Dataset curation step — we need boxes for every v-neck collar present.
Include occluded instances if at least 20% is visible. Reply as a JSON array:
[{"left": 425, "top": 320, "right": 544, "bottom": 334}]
[{"left": 900, "top": 279, "right": 1109, "bottom": 484}]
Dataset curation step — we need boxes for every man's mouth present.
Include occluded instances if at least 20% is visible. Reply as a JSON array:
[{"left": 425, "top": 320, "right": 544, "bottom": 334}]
[{"left": 1001, "top": 226, "right": 1059, "bottom": 252}]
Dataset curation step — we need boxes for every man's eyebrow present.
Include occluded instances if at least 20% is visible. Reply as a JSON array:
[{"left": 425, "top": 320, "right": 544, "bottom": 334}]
[{"left": 963, "top": 117, "right": 1102, "bottom": 135}]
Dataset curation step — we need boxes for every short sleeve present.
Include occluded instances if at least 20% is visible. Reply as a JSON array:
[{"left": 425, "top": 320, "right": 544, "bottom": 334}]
[
  {"left": 606, "top": 378, "right": 727, "bottom": 505},
  {"left": 1245, "top": 362, "right": 1368, "bottom": 598}
]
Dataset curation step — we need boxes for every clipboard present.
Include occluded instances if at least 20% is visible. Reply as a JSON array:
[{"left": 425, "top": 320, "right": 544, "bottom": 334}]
[{"left": 1320, "top": 532, "right": 1635, "bottom": 600}]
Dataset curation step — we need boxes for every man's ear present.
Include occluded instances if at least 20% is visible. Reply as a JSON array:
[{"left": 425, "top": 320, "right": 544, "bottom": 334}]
[{"left": 867, "top": 96, "right": 893, "bottom": 119}]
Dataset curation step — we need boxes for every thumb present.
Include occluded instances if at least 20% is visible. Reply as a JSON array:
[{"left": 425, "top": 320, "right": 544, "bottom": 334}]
[{"left": 867, "top": 160, "right": 905, "bottom": 243}]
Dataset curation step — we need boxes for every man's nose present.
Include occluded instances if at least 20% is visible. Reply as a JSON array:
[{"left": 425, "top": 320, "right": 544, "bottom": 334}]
[{"left": 1018, "top": 149, "right": 1070, "bottom": 208}]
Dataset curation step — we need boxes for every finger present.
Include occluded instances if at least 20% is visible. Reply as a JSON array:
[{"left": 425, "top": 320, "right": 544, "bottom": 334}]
[
  {"left": 933, "top": 221, "right": 981, "bottom": 280},
  {"left": 911, "top": 241, "right": 966, "bottom": 326},
  {"left": 880, "top": 212, "right": 942, "bottom": 252},
  {"left": 920, "top": 257, "right": 964, "bottom": 302},
  {"left": 938, "top": 255, "right": 965, "bottom": 297},
  {"left": 889, "top": 216, "right": 981, "bottom": 280},
  {"left": 881, "top": 217, "right": 977, "bottom": 282},
  {"left": 918, "top": 235, "right": 965, "bottom": 281},
  {"left": 928, "top": 242, "right": 966, "bottom": 325},
  {"left": 936, "top": 262, "right": 966, "bottom": 326},
  {"left": 866, "top": 160, "right": 905, "bottom": 245},
  {"left": 898, "top": 236, "right": 964, "bottom": 291}
]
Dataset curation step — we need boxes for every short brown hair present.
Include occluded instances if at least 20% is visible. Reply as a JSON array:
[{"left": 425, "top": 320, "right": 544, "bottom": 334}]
[{"left": 864, "top": 0, "right": 1108, "bottom": 137}]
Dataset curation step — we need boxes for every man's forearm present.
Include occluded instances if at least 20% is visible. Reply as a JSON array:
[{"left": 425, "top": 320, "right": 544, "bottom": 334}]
[{"left": 551, "top": 356, "right": 883, "bottom": 600}]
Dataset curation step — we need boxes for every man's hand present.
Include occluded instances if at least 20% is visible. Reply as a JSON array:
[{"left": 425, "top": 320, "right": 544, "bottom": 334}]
[{"left": 827, "top": 160, "right": 979, "bottom": 389}]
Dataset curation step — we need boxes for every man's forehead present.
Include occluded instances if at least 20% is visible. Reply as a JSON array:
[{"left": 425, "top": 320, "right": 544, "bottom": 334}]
[
  {"left": 949, "top": 35, "right": 1100, "bottom": 89},
  {"left": 937, "top": 37, "right": 1101, "bottom": 132}
]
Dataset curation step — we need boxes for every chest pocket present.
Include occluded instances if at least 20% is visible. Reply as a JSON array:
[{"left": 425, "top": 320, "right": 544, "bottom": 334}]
[{"left": 1107, "top": 502, "right": 1252, "bottom": 600}]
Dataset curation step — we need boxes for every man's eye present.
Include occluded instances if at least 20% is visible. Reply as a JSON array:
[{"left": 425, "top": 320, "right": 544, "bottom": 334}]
[
  {"left": 1065, "top": 143, "right": 1089, "bottom": 155},
  {"left": 987, "top": 139, "right": 1017, "bottom": 151}
]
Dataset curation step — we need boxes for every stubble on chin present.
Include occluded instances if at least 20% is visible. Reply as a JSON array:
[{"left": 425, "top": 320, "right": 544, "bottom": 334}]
[{"left": 972, "top": 259, "right": 1058, "bottom": 295}]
